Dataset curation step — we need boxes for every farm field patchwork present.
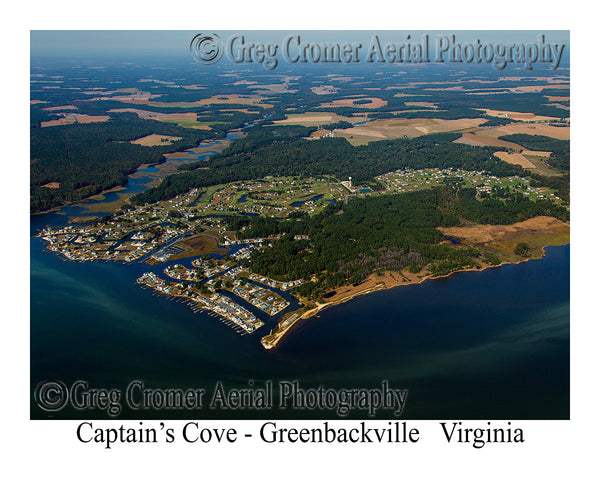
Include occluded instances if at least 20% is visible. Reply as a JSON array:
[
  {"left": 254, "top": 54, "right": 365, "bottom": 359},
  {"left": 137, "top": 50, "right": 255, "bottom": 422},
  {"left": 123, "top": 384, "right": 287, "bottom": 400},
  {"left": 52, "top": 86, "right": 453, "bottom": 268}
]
[
  {"left": 481, "top": 123, "right": 570, "bottom": 140},
  {"left": 41, "top": 114, "right": 110, "bottom": 127},
  {"left": 318, "top": 97, "right": 388, "bottom": 109},
  {"left": 335, "top": 117, "right": 486, "bottom": 145},
  {"left": 493, "top": 151, "right": 537, "bottom": 169},
  {"left": 274, "top": 112, "right": 369, "bottom": 127}
]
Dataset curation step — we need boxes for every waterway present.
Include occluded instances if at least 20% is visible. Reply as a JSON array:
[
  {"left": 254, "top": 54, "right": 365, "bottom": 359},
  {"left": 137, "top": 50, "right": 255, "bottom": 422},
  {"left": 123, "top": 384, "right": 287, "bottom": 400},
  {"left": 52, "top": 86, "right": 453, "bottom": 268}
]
[
  {"left": 290, "top": 194, "right": 324, "bottom": 207},
  {"left": 30, "top": 129, "right": 569, "bottom": 420},
  {"left": 30, "top": 219, "right": 569, "bottom": 419}
]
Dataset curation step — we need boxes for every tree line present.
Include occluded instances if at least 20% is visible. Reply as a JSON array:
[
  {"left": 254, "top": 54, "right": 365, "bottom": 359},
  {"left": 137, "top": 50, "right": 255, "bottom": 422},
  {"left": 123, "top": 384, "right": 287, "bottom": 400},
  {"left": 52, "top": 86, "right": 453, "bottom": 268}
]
[
  {"left": 498, "top": 134, "right": 570, "bottom": 171},
  {"left": 132, "top": 131, "right": 527, "bottom": 205},
  {"left": 228, "top": 186, "right": 567, "bottom": 301},
  {"left": 30, "top": 114, "right": 214, "bottom": 213}
]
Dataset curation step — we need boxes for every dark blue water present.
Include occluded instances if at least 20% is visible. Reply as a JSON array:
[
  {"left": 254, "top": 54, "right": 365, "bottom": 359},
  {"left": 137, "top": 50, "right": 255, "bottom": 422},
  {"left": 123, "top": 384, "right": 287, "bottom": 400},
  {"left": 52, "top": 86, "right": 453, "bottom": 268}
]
[
  {"left": 34, "top": 137, "right": 236, "bottom": 222},
  {"left": 187, "top": 192, "right": 204, "bottom": 208},
  {"left": 31, "top": 207, "right": 569, "bottom": 420},
  {"left": 445, "top": 236, "right": 463, "bottom": 245},
  {"left": 29, "top": 123, "right": 568, "bottom": 420},
  {"left": 290, "top": 194, "right": 324, "bottom": 207}
]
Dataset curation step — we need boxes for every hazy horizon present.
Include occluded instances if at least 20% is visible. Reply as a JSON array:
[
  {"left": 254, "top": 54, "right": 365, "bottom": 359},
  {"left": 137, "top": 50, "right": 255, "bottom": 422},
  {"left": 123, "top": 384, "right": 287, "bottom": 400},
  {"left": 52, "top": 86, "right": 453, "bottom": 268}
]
[{"left": 31, "top": 30, "right": 570, "bottom": 62}]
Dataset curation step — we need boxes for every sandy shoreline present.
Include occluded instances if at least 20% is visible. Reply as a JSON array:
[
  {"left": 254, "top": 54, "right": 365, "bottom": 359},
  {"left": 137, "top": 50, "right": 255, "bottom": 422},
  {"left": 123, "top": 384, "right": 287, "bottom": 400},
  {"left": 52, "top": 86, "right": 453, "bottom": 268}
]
[
  {"left": 261, "top": 283, "right": 388, "bottom": 349},
  {"left": 260, "top": 236, "right": 569, "bottom": 350}
]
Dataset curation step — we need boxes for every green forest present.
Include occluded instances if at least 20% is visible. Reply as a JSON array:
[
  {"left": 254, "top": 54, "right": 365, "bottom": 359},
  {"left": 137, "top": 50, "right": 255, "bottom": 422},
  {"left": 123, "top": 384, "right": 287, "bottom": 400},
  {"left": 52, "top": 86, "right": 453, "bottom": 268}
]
[
  {"left": 30, "top": 61, "right": 570, "bottom": 224},
  {"left": 30, "top": 114, "right": 214, "bottom": 213},
  {"left": 227, "top": 186, "right": 568, "bottom": 301},
  {"left": 498, "top": 134, "right": 570, "bottom": 171},
  {"left": 132, "top": 131, "right": 526, "bottom": 205}
]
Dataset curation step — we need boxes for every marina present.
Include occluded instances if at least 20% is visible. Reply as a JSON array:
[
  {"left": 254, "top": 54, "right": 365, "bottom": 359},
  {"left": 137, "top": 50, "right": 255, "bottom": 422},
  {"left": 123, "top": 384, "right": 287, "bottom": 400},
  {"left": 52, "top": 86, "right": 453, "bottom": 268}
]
[{"left": 137, "top": 272, "right": 265, "bottom": 334}]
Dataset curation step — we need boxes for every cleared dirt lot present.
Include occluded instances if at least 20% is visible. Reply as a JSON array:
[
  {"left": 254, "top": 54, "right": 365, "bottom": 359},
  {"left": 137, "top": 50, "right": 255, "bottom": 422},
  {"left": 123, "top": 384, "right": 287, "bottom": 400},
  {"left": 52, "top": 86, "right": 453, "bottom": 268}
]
[
  {"left": 42, "top": 105, "right": 78, "bottom": 111},
  {"left": 41, "top": 114, "right": 110, "bottom": 127},
  {"left": 319, "top": 97, "right": 388, "bottom": 109},
  {"left": 481, "top": 123, "right": 570, "bottom": 140},
  {"left": 493, "top": 151, "right": 537, "bottom": 169},
  {"left": 109, "top": 108, "right": 197, "bottom": 122},
  {"left": 311, "top": 85, "right": 338, "bottom": 95},
  {"left": 482, "top": 109, "right": 561, "bottom": 122},
  {"left": 453, "top": 132, "right": 525, "bottom": 150},
  {"left": 274, "top": 112, "right": 368, "bottom": 127},
  {"left": 508, "top": 84, "right": 569, "bottom": 93},
  {"left": 153, "top": 94, "right": 272, "bottom": 109},
  {"left": 130, "top": 134, "right": 182, "bottom": 147},
  {"left": 405, "top": 101, "right": 438, "bottom": 108},
  {"left": 335, "top": 117, "right": 486, "bottom": 145},
  {"left": 521, "top": 150, "right": 552, "bottom": 158},
  {"left": 109, "top": 108, "right": 206, "bottom": 128},
  {"left": 250, "top": 84, "right": 297, "bottom": 94}
]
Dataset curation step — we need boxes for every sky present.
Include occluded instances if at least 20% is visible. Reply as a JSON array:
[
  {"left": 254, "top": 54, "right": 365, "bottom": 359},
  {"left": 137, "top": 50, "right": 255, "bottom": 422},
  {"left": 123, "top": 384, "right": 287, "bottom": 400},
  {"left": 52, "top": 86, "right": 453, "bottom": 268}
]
[{"left": 30, "top": 30, "right": 570, "bottom": 59}]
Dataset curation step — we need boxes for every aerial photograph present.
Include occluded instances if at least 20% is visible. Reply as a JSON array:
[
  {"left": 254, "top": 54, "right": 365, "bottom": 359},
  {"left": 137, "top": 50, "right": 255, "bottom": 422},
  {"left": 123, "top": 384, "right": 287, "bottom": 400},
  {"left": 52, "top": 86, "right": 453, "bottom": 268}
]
[{"left": 30, "top": 30, "right": 570, "bottom": 419}]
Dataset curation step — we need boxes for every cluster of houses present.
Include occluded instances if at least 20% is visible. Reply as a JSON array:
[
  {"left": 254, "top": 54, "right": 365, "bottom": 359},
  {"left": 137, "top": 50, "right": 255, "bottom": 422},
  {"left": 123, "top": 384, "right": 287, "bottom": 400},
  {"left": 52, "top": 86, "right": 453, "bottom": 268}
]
[
  {"left": 191, "top": 259, "right": 231, "bottom": 278},
  {"left": 136, "top": 272, "right": 263, "bottom": 334},
  {"left": 248, "top": 273, "right": 305, "bottom": 291},
  {"left": 376, "top": 168, "right": 556, "bottom": 202},
  {"left": 230, "top": 283, "right": 289, "bottom": 316}
]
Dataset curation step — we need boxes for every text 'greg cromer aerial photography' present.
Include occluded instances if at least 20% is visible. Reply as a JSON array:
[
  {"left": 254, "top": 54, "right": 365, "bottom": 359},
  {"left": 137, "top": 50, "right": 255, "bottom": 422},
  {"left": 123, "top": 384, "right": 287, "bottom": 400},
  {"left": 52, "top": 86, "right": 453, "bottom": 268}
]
[{"left": 31, "top": 30, "right": 570, "bottom": 422}]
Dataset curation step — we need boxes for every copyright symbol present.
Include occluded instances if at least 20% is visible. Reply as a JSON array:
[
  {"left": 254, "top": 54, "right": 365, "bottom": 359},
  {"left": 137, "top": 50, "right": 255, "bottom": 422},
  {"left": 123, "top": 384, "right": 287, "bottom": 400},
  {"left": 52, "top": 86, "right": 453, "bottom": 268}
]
[
  {"left": 190, "top": 33, "right": 223, "bottom": 65},
  {"left": 34, "top": 381, "right": 68, "bottom": 412}
]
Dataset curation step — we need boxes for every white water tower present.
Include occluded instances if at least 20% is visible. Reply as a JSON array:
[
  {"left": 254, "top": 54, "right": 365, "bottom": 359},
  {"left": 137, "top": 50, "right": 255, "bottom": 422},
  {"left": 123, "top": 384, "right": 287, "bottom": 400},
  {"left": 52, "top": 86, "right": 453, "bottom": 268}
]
[{"left": 348, "top": 176, "right": 352, "bottom": 187}]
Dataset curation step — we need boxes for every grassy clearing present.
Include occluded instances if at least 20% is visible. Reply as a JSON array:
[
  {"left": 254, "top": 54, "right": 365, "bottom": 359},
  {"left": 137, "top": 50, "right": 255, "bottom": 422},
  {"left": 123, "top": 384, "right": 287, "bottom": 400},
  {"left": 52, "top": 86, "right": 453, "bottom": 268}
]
[
  {"left": 521, "top": 155, "right": 565, "bottom": 176},
  {"left": 439, "top": 216, "right": 570, "bottom": 262},
  {"left": 169, "top": 234, "right": 230, "bottom": 260},
  {"left": 78, "top": 192, "right": 133, "bottom": 213}
]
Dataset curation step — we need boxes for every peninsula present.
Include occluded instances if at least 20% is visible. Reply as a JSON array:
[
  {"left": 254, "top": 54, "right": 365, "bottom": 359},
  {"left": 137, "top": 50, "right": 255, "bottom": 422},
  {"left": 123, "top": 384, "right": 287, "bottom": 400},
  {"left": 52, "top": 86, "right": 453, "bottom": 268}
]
[{"left": 32, "top": 62, "right": 570, "bottom": 349}]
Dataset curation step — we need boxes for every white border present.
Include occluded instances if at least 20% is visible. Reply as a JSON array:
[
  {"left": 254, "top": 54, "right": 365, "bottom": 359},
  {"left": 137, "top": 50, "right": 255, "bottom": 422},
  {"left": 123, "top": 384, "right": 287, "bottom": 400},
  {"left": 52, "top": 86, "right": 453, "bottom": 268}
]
[{"left": 4, "top": 0, "right": 598, "bottom": 477}]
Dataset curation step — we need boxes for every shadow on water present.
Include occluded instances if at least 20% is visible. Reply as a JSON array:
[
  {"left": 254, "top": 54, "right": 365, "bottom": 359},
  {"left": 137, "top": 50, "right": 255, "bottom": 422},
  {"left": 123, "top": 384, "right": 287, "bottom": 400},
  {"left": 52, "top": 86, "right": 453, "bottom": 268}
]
[
  {"left": 31, "top": 230, "right": 570, "bottom": 419},
  {"left": 29, "top": 120, "right": 569, "bottom": 420}
]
